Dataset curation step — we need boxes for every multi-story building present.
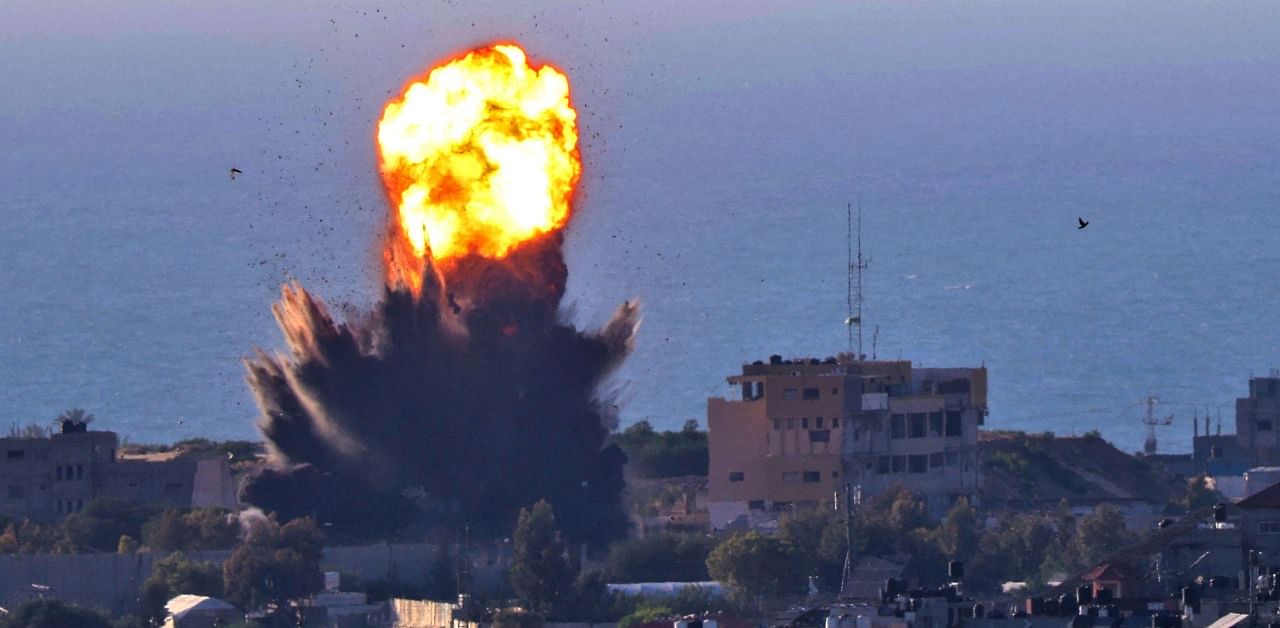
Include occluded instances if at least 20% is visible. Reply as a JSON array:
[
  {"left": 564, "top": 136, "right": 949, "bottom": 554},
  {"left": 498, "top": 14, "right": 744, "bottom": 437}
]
[
  {"left": 1237, "top": 373, "right": 1280, "bottom": 466},
  {"left": 707, "top": 354, "right": 986, "bottom": 529},
  {"left": 0, "top": 420, "right": 237, "bottom": 522}
]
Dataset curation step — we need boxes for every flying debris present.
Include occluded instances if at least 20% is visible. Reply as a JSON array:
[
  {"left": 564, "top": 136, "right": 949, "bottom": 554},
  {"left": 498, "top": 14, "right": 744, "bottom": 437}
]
[
  {"left": 1078, "top": 217, "right": 1089, "bottom": 230},
  {"left": 229, "top": 167, "right": 242, "bottom": 180},
  {"left": 242, "top": 43, "right": 636, "bottom": 544}
]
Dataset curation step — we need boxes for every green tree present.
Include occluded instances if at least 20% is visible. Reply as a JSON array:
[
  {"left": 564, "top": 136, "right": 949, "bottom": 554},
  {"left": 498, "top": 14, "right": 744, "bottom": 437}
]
[
  {"left": 0, "top": 598, "right": 111, "bottom": 628},
  {"left": 494, "top": 609, "right": 546, "bottom": 628},
  {"left": 934, "top": 498, "right": 980, "bottom": 560},
  {"left": 777, "top": 508, "right": 846, "bottom": 589},
  {"left": 706, "top": 531, "right": 805, "bottom": 600},
  {"left": 61, "top": 498, "right": 163, "bottom": 552},
  {"left": 143, "top": 507, "right": 239, "bottom": 552},
  {"left": 510, "top": 500, "right": 576, "bottom": 614},
  {"left": 222, "top": 516, "right": 324, "bottom": 611},
  {"left": 612, "top": 421, "right": 709, "bottom": 478},
  {"left": 117, "top": 534, "right": 139, "bottom": 554},
  {"left": 1071, "top": 504, "right": 1134, "bottom": 568},
  {"left": 618, "top": 604, "right": 675, "bottom": 628},
  {"left": 605, "top": 533, "right": 715, "bottom": 583},
  {"left": 140, "top": 551, "right": 225, "bottom": 620}
]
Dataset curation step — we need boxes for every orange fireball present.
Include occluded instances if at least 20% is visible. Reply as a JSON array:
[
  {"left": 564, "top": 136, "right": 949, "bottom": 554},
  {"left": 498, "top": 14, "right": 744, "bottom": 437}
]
[{"left": 377, "top": 43, "right": 581, "bottom": 290}]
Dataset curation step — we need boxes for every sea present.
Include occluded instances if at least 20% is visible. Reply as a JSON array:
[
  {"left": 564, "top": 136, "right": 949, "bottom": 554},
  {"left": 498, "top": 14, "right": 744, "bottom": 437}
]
[{"left": 2, "top": 1, "right": 1278, "bottom": 453}]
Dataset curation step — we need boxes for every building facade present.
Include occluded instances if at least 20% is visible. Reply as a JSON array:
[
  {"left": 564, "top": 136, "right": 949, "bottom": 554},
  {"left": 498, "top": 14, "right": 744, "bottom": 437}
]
[
  {"left": 1237, "top": 374, "right": 1280, "bottom": 466},
  {"left": 707, "top": 354, "right": 986, "bottom": 529},
  {"left": 0, "top": 422, "right": 237, "bottom": 522}
]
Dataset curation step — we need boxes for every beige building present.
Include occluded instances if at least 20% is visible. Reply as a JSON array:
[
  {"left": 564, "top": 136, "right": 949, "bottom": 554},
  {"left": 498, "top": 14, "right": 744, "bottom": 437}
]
[
  {"left": 708, "top": 355, "right": 986, "bottom": 529},
  {"left": 1238, "top": 374, "right": 1280, "bottom": 465},
  {"left": 1, "top": 421, "right": 238, "bottom": 522}
]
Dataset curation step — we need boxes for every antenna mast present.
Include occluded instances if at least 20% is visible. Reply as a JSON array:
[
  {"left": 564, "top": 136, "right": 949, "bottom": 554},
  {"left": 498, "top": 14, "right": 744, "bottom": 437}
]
[
  {"left": 846, "top": 202, "right": 869, "bottom": 358},
  {"left": 1142, "top": 395, "right": 1174, "bottom": 455}
]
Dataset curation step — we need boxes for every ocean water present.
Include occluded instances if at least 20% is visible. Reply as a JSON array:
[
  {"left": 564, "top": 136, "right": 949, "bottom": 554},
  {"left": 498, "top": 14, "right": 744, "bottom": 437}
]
[{"left": 1, "top": 1, "right": 1278, "bottom": 453}]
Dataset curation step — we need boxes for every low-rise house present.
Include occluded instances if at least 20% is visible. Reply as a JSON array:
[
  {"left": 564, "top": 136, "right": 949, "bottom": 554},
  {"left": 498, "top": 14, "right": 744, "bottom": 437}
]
[{"left": 163, "top": 594, "right": 240, "bottom": 628}]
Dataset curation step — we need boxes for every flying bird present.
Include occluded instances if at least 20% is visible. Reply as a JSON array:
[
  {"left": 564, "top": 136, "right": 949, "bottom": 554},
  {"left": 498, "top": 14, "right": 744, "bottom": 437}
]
[
  {"left": 229, "top": 167, "right": 242, "bottom": 180},
  {"left": 1078, "top": 217, "right": 1089, "bottom": 230}
]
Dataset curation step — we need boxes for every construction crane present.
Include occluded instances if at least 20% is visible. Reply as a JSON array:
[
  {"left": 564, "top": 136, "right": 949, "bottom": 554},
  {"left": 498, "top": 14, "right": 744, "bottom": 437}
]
[{"left": 1142, "top": 395, "right": 1174, "bottom": 455}]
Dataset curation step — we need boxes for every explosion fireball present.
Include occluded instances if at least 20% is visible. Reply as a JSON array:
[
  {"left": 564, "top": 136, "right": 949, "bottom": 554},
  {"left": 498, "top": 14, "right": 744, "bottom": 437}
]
[
  {"left": 242, "top": 43, "right": 636, "bottom": 543},
  {"left": 378, "top": 44, "right": 580, "bottom": 290}
]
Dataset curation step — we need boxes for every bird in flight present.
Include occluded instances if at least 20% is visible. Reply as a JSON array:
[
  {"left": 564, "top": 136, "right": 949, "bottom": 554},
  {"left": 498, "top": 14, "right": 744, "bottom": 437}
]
[
  {"left": 229, "top": 167, "right": 243, "bottom": 180},
  {"left": 1077, "top": 217, "right": 1089, "bottom": 230}
]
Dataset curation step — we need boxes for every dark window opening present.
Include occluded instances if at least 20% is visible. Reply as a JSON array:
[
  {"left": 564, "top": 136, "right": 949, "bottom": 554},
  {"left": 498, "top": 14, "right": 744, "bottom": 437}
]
[
  {"left": 832, "top": 470, "right": 839, "bottom": 478},
  {"left": 802, "top": 388, "right": 820, "bottom": 400},
  {"left": 946, "top": 451, "right": 959, "bottom": 466},
  {"left": 890, "top": 414, "right": 906, "bottom": 439},
  {"left": 6, "top": 450, "right": 24, "bottom": 460},
  {"left": 891, "top": 455, "right": 906, "bottom": 473},
  {"left": 748, "top": 500, "right": 765, "bottom": 510},
  {"left": 75, "top": 465, "right": 83, "bottom": 480},
  {"left": 832, "top": 418, "right": 840, "bottom": 429},
  {"left": 787, "top": 418, "right": 795, "bottom": 429},
  {"left": 909, "top": 413, "right": 926, "bottom": 438},
  {"left": 729, "top": 471, "right": 745, "bottom": 482},
  {"left": 945, "top": 411, "right": 963, "bottom": 437},
  {"left": 908, "top": 455, "right": 928, "bottom": 474},
  {"left": 928, "top": 412, "right": 943, "bottom": 436},
  {"left": 802, "top": 471, "right": 821, "bottom": 483},
  {"left": 877, "top": 457, "right": 891, "bottom": 474},
  {"left": 1260, "top": 420, "right": 1274, "bottom": 432},
  {"left": 816, "top": 417, "right": 824, "bottom": 429},
  {"left": 7, "top": 485, "right": 23, "bottom": 499},
  {"left": 809, "top": 430, "right": 831, "bottom": 443},
  {"left": 929, "top": 452, "right": 944, "bottom": 468},
  {"left": 801, "top": 418, "right": 809, "bottom": 429},
  {"left": 783, "top": 472, "right": 801, "bottom": 484}
]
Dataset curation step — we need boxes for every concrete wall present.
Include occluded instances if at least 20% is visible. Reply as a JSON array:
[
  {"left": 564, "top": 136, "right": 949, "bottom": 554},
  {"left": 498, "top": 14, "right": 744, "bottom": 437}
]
[{"left": 0, "top": 542, "right": 450, "bottom": 616}]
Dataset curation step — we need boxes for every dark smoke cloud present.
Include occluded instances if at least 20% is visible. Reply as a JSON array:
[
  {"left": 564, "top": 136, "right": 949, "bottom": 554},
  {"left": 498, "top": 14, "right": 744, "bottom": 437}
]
[{"left": 242, "top": 233, "right": 638, "bottom": 543}]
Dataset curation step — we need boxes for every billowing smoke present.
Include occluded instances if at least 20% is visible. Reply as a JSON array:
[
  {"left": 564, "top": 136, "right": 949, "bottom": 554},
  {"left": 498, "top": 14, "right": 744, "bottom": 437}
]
[{"left": 242, "top": 233, "right": 637, "bottom": 542}]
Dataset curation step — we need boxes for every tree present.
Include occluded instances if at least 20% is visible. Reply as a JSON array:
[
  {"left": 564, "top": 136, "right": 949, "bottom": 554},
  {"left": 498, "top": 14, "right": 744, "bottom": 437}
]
[
  {"left": 706, "top": 531, "right": 805, "bottom": 600},
  {"left": 605, "top": 533, "right": 715, "bottom": 583},
  {"left": 222, "top": 516, "right": 324, "bottom": 611},
  {"left": 140, "top": 551, "right": 225, "bottom": 620},
  {"left": 144, "top": 507, "right": 239, "bottom": 552},
  {"left": 934, "top": 498, "right": 980, "bottom": 560},
  {"left": 777, "top": 508, "right": 846, "bottom": 589},
  {"left": 0, "top": 598, "right": 111, "bottom": 628},
  {"left": 1071, "top": 504, "right": 1135, "bottom": 568},
  {"left": 493, "top": 609, "right": 546, "bottom": 628},
  {"left": 612, "top": 421, "right": 709, "bottom": 478},
  {"left": 510, "top": 500, "right": 576, "bottom": 614},
  {"left": 117, "top": 534, "right": 138, "bottom": 554},
  {"left": 61, "top": 498, "right": 163, "bottom": 552},
  {"left": 0, "top": 524, "right": 18, "bottom": 554}
]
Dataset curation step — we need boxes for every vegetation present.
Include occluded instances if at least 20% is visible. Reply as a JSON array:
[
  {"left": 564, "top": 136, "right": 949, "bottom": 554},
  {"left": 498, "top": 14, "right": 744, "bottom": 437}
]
[
  {"left": 0, "top": 598, "right": 112, "bottom": 628},
  {"left": 222, "top": 516, "right": 325, "bottom": 611},
  {"left": 706, "top": 531, "right": 805, "bottom": 600},
  {"left": 510, "top": 500, "right": 576, "bottom": 614},
  {"left": 613, "top": 420, "right": 708, "bottom": 478},
  {"left": 143, "top": 506, "right": 239, "bottom": 552},
  {"left": 605, "top": 532, "right": 715, "bottom": 583},
  {"left": 139, "top": 551, "right": 225, "bottom": 621}
]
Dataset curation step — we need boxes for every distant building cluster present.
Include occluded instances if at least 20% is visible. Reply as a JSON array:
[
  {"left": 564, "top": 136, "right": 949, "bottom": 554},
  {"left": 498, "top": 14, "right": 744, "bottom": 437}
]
[
  {"left": 708, "top": 354, "right": 986, "bottom": 529},
  {"left": 0, "top": 420, "right": 236, "bottom": 522}
]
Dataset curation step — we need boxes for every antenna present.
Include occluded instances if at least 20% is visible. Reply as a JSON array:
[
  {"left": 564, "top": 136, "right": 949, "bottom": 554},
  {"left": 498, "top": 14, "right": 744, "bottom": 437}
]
[
  {"left": 1141, "top": 395, "right": 1174, "bottom": 455},
  {"left": 845, "top": 201, "right": 870, "bottom": 358},
  {"left": 872, "top": 325, "right": 880, "bottom": 360}
]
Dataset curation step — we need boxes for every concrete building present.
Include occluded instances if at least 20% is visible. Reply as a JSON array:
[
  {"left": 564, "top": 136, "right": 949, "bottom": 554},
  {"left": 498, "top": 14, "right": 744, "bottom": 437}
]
[
  {"left": 1236, "top": 374, "right": 1280, "bottom": 466},
  {"left": 0, "top": 421, "right": 236, "bottom": 522},
  {"left": 707, "top": 354, "right": 986, "bottom": 529}
]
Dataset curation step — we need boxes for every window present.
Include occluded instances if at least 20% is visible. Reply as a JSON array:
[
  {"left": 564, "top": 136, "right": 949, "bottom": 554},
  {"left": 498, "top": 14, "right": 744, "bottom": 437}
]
[
  {"left": 803, "top": 471, "right": 821, "bottom": 483},
  {"left": 890, "top": 414, "right": 906, "bottom": 439},
  {"left": 729, "top": 471, "right": 745, "bottom": 482},
  {"left": 945, "top": 411, "right": 963, "bottom": 437},
  {"left": 783, "top": 472, "right": 801, "bottom": 484},
  {"left": 831, "top": 470, "right": 840, "bottom": 478},
  {"left": 748, "top": 500, "right": 765, "bottom": 510},
  {"left": 816, "top": 417, "right": 824, "bottom": 429},
  {"left": 7, "top": 485, "right": 22, "bottom": 499},
  {"left": 809, "top": 430, "right": 830, "bottom": 443},
  {"left": 946, "top": 451, "right": 959, "bottom": 466},
  {"left": 909, "top": 455, "right": 928, "bottom": 474},
  {"left": 6, "top": 450, "right": 24, "bottom": 460},
  {"left": 787, "top": 418, "right": 795, "bottom": 429},
  {"left": 909, "top": 413, "right": 926, "bottom": 438},
  {"left": 1260, "top": 420, "right": 1274, "bottom": 432},
  {"left": 801, "top": 418, "right": 809, "bottom": 429},
  {"left": 164, "top": 482, "right": 183, "bottom": 493},
  {"left": 832, "top": 418, "right": 840, "bottom": 429},
  {"left": 76, "top": 465, "right": 83, "bottom": 480},
  {"left": 891, "top": 455, "right": 906, "bottom": 473},
  {"left": 75, "top": 499, "right": 83, "bottom": 511},
  {"left": 929, "top": 452, "right": 944, "bottom": 468},
  {"left": 1261, "top": 521, "right": 1280, "bottom": 535},
  {"left": 783, "top": 388, "right": 800, "bottom": 401},
  {"left": 877, "top": 457, "right": 891, "bottom": 474},
  {"left": 773, "top": 419, "right": 781, "bottom": 430},
  {"left": 802, "top": 388, "right": 820, "bottom": 400},
  {"left": 56, "top": 466, "right": 63, "bottom": 480},
  {"left": 928, "top": 412, "right": 943, "bottom": 436}
]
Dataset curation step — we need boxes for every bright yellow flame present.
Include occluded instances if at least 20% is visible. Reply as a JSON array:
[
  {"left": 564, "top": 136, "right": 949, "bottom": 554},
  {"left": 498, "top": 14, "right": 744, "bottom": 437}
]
[{"left": 377, "top": 43, "right": 580, "bottom": 289}]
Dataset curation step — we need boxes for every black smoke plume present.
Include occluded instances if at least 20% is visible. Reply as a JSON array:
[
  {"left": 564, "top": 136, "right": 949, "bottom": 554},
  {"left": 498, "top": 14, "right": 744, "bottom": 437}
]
[{"left": 242, "top": 233, "right": 637, "bottom": 543}]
